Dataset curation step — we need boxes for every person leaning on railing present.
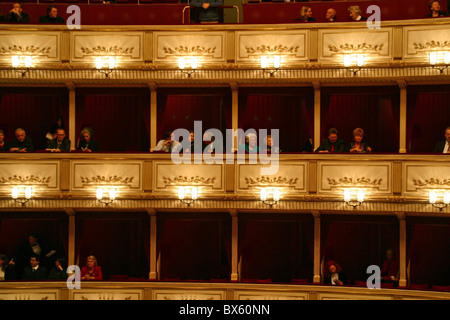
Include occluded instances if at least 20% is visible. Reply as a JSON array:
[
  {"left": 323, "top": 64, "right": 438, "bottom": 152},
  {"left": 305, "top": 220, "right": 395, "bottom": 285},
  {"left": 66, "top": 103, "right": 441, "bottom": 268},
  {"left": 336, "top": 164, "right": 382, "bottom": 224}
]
[{"left": 190, "top": 0, "right": 224, "bottom": 23}]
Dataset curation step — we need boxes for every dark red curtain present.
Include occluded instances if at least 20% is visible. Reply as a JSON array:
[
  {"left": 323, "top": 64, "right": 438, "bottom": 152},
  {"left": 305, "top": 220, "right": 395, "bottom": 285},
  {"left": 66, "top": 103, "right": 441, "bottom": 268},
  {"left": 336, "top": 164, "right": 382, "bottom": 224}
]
[
  {"left": 239, "top": 213, "right": 313, "bottom": 282},
  {"left": 158, "top": 212, "right": 230, "bottom": 281},
  {"left": 238, "top": 87, "right": 314, "bottom": 152},
  {"left": 321, "top": 216, "right": 399, "bottom": 284},
  {"left": 76, "top": 213, "right": 149, "bottom": 279},
  {"left": 156, "top": 88, "right": 232, "bottom": 146},
  {"left": 0, "top": 87, "right": 69, "bottom": 150},
  {"left": 407, "top": 85, "right": 450, "bottom": 153},
  {"left": 76, "top": 88, "right": 150, "bottom": 152},
  {"left": 407, "top": 217, "right": 450, "bottom": 286},
  {"left": 321, "top": 86, "right": 400, "bottom": 153}
]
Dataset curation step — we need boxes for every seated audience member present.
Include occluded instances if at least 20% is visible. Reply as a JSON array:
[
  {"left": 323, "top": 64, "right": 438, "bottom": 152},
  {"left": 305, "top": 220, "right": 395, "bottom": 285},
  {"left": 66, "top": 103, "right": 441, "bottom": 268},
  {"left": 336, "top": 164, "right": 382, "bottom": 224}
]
[
  {"left": 238, "top": 134, "right": 260, "bottom": 153},
  {"left": 6, "top": 2, "right": 30, "bottom": 23},
  {"left": 426, "top": 0, "right": 448, "bottom": 17},
  {"left": 81, "top": 255, "right": 103, "bottom": 280},
  {"left": 348, "top": 6, "right": 367, "bottom": 21},
  {"left": 203, "top": 133, "right": 223, "bottom": 154},
  {"left": 77, "top": 128, "right": 99, "bottom": 152},
  {"left": 325, "top": 8, "right": 337, "bottom": 22},
  {"left": 301, "top": 137, "right": 314, "bottom": 152},
  {"left": 261, "top": 135, "right": 280, "bottom": 153},
  {"left": 16, "top": 233, "right": 56, "bottom": 278},
  {"left": 0, "top": 254, "right": 16, "bottom": 280},
  {"left": 190, "top": 0, "right": 224, "bottom": 23},
  {"left": 152, "top": 130, "right": 180, "bottom": 152},
  {"left": 315, "top": 128, "right": 347, "bottom": 153},
  {"left": 175, "top": 131, "right": 202, "bottom": 153},
  {"left": 0, "top": 130, "right": 11, "bottom": 152},
  {"left": 46, "top": 128, "right": 71, "bottom": 152},
  {"left": 48, "top": 257, "right": 68, "bottom": 280},
  {"left": 296, "top": 6, "right": 315, "bottom": 22},
  {"left": 39, "top": 5, "right": 65, "bottom": 24},
  {"left": 23, "top": 255, "right": 48, "bottom": 280},
  {"left": 380, "top": 248, "right": 399, "bottom": 284},
  {"left": 349, "top": 128, "right": 372, "bottom": 153},
  {"left": 323, "top": 260, "right": 347, "bottom": 286},
  {"left": 434, "top": 126, "right": 450, "bottom": 153},
  {"left": 9, "top": 128, "right": 34, "bottom": 152}
]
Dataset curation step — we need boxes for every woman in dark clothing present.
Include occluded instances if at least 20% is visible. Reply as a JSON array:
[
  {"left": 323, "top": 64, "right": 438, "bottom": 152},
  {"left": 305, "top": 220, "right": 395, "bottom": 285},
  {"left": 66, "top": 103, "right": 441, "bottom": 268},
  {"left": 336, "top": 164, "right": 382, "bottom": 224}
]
[{"left": 349, "top": 128, "right": 372, "bottom": 153}]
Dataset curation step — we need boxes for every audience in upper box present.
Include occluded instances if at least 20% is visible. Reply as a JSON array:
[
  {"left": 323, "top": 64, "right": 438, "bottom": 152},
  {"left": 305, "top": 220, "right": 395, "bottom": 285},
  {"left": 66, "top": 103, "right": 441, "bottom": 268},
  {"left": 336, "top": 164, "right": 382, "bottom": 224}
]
[
  {"left": 39, "top": 5, "right": 65, "bottom": 24},
  {"left": 434, "top": 126, "right": 450, "bottom": 153},
  {"left": 46, "top": 128, "right": 71, "bottom": 152},
  {"left": 48, "top": 257, "right": 69, "bottom": 280},
  {"left": 238, "top": 133, "right": 260, "bottom": 153},
  {"left": 296, "top": 6, "right": 315, "bottom": 23},
  {"left": 190, "top": 0, "right": 224, "bottom": 23},
  {"left": 9, "top": 128, "right": 34, "bottom": 152},
  {"left": 323, "top": 260, "right": 348, "bottom": 285},
  {"left": 0, "top": 254, "right": 16, "bottom": 281},
  {"left": 325, "top": 8, "right": 337, "bottom": 22},
  {"left": 152, "top": 130, "right": 180, "bottom": 152},
  {"left": 77, "top": 127, "right": 99, "bottom": 152},
  {"left": 23, "top": 254, "right": 48, "bottom": 280},
  {"left": 315, "top": 128, "right": 347, "bottom": 153},
  {"left": 380, "top": 248, "right": 399, "bottom": 285},
  {"left": 6, "top": 2, "right": 29, "bottom": 23},
  {"left": 16, "top": 233, "right": 56, "bottom": 278},
  {"left": 0, "top": 130, "right": 10, "bottom": 152},
  {"left": 348, "top": 5, "right": 367, "bottom": 21},
  {"left": 426, "top": 0, "right": 448, "bottom": 17},
  {"left": 261, "top": 134, "right": 280, "bottom": 153},
  {"left": 81, "top": 255, "right": 103, "bottom": 280},
  {"left": 349, "top": 128, "right": 372, "bottom": 153}
]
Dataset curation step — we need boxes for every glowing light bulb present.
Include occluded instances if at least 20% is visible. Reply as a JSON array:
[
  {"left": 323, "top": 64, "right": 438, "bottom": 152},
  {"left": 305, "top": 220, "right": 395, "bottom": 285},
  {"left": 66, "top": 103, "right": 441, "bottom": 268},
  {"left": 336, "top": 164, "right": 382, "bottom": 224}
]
[
  {"left": 24, "top": 56, "right": 32, "bottom": 68},
  {"left": 260, "top": 56, "right": 268, "bottom": 69},
  {"left": 11, "top": 56, "right": 20, "bottom": 68},
  {"left": 260, "top": 188, "right": 267, "bottom": 201},
  {"left": 108, "top": 188, "right": 117, "bottom": 201},
  {"left": 343, "top": 55, "right": 352, "bottom": 68},
  {"left": 11, "top": 187, "right": 19, "bottom": 199},
  {"left": 108, "top": 57, "right": 116, "bottom": 70},
  {"left": 343, "top": 189, "right": 351, "bottom": 203},
  {"left": 429, "top": 190, "right": 437, "bottom": 204},
  {"left": 178, "top": 187, "right": 185, "bottom": 200},
  {"left": 24, "top": 186, "right": 32, "bottom": 199},
  {"left": 178, "top": 57, "right": 186, "bottom": 70},
  {"left": 429, "top": 52, "right": 438, "bottom": 66},
  {"left": 356, "top": 189, "right": 365, "bottom": 203},
  {"left": 272, "top": 188, "right": 281, "bottom": 201},
  {"left": 356, "top": 54, "right": 365, "bottom": 67},
  {"left": 96, "top": 188, "right": 104, "bottom": 200},
  {"left": 273, "top": 56, "right": 281, "bottom": 69},
  {"left": 190, "top": 57, "right": 198, "bottom": 70},
  {"left": 191, "top": 187, "right": 198, "bottom": 200},
  {"left": 443, "top": 191, "right": 450, "bottom": 205},
  {"left": 443, "top": 52, "right": 450, "bottom": 65},
  {"left": 95, "top": 57, "right": 103, "bottom": 70}
]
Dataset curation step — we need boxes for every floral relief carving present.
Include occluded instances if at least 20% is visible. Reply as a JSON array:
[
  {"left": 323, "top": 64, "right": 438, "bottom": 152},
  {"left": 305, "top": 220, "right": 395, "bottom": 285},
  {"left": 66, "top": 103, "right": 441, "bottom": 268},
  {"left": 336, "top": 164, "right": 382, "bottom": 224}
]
[
  {"left": 413, "top": 178, "right": 450, "bottom": 187},
  {"left": 80, "top": 46, "right": 134, "bottom": 55},
  {"left": 245, "top": 45, "right": 299, "bottom": 55},
  {"left": 328, "top": 43, "right": 383, "bottom": 53},
  {"left": 245, "top": 176, "right": 298, "bottom": 186},
  {"left": 413, "top": 41, "right": 450, "bottom": 50},
  {"left": 163, "top": 176, "right": 216, "bottom": 185},
  {"left": 0, "top": 45, "right": 51, "bottom": 55},
  {"left": 163, "top": 46, "right": 216, "bottom": 55},
  {"left": 0, "top": 175, "right": 51, "bottom": 184},
  {"left": 327, "top": 177, "right": 382, "bottom": 187},
  {"left": 80, "top": 175, "right": 134, "bottom": 185}
]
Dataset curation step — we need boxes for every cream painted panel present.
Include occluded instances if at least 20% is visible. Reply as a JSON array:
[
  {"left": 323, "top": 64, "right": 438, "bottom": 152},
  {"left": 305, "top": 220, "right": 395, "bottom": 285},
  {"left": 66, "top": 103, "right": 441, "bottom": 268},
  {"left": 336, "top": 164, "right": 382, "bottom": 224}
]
[
  {"left": 0, "top": 32, "right": 60, "bottom": 62},
  {"left": 236, "top": 291, "right": 307, "bottom": 300},
  {"left": 71, "top": 160, "right": 142, "bottom": 190},
  {"left": 319, "top": 292, "right": 392, "bottom": 300},
  {"left": 71, "top": 290, "right": 142, "bottom": 300},
  {"left": 153, "top": 290, "right": 225, "bottom": 300},
  {"left": 0, "top": 161, "right": 60, "bottom": 190},
  {"left": 0, "top": 290, "right": 58, "bottom": 300},
  {"left": 403, "top": 162, "right": 450, "bottom": 194},
  {"left": 403, "top": 25, "right": 450, "bottom": 59}
]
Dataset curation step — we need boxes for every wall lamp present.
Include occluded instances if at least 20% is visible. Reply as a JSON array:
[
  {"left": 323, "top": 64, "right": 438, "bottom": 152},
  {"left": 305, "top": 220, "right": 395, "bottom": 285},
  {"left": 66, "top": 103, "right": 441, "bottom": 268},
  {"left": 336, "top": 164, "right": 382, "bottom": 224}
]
[
  {"left": 429, "top": 51, "right": 450, "bottom": 74},
  {"left": 343, "top": 189, "right": 365, "bottom": 209},
  {"left": 343, "top": 54, "right": 365, "bottom": 76},
  {"left": 11, "top": 186, "right": 33, "bottom": 206},
  {"left": 260, "top": 55, "right": 281, "bottom": 78},
  {"left": 428, "top": 190, "right": 450, "bottom": 211},
  {"left": 178, "top": 57, "right": 198, "bottom": 77},
  {"left": 260, "top": 188, "right": 281, "bottom": 207},
  {"left": 96, "top": 187, "right": 117, "bottom": 206},
  {"left": 178, "top": 186, "right": 198, "bottom": 206},
  {"left": 11, "top": 56, "right": 32, "bottom": 77},
  {"left": 95, "top": 56, "right": 116, "bottom": 78}
]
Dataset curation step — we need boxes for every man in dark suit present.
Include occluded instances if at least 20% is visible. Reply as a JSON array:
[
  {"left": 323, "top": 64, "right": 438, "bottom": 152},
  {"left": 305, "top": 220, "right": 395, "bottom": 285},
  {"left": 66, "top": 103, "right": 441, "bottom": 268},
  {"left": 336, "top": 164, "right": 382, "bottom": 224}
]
[
  {"left": 16, "top": 233, "right": 56, "bottom": 278},
  {"left": 434, "top": 126, "right": 450, "bottom": 153},
  {"left": 23, "top": 255, "right": 48, "bottom": 280},
  {"left": 46, "top": 128, "right": 71, "bottom": 152},
  {"left": 315, "top": 128, "right": 347, "bottom": 153}
]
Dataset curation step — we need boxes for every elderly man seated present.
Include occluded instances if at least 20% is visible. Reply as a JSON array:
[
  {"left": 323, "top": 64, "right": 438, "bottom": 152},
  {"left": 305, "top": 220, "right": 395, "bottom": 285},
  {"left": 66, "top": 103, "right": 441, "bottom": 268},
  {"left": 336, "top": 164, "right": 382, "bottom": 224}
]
[
  {"left": 348, "top": 5, "right": 367, "bottom": 21},
  {"left": 9, "top": 128, "right": 34, "bottom": 152},
  {"left": 46, "top": 128, "right": 71, "bottom": 152}
]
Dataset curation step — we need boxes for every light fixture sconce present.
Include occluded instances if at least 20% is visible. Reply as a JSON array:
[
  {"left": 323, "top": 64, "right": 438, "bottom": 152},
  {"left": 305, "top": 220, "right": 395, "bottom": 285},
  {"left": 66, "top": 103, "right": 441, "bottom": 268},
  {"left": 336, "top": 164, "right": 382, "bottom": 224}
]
[
  {"left": 428, "top": 190, "right": 450, "bottom": 211},
  {"left": 178, "top": 186, "right": 198, "bottom": 206},
  {"left": 343, "top": 54, "right": 365, "bottom": 76},
  {"left": 429, "top": 51, "right": 450, "bottom": 74},
  {"left": 178, "top": 57, "right": 198, "bottom": 78},
  {"left": 11, "top": 186, "right": 33, "bottom": 206},
  {"left": 260, "top": 55, "right": 281, "bottom": 78},
  {"left": 11, "top": 56, "right": 33, "bottom": 77},
  {"left": 260, "top": 188, "right": 281, "bottom": 207},
  {"left": 343, "top": 189, "right": 365, "bottom": 209},
  {"left": 95, "top": 56, "right": 116, "bottom": 78},
  {"left": 96, "top": 187, "right": 117, "bottom": 206}
]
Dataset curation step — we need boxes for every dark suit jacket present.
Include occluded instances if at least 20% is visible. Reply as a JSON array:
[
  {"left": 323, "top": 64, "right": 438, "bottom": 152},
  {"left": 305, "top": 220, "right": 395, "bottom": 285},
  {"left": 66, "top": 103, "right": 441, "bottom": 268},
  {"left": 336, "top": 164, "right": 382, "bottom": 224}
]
[
  {"left": 323, "top": 271, "right": 348, "bottom": 285},
  {"left": 47, "top": 138, "right": 71, "bottom": 152},
  {"left": 23, "top": 265, "right": 48, "bottom": 280},
  {"left": 315, "top": 138, "right": 347, "bottom": 153},
  {"left": 77, "top": 140, "right": 100, "bottom": 152},
  {"left": 434, "top": 140, "right": 448, "bottom": 153}
]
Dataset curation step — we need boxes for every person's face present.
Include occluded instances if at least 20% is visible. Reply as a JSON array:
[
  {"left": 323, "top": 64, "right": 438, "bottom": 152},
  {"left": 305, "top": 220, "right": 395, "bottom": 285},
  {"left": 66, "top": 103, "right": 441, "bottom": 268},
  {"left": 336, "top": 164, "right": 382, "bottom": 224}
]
[
  {"left": 13, "top": 3, "right": 22, "bottom": 13},
  {"left": 56, "top": 130, "right": 66, "bottom": 142},
  {"left": 445, "top": 129, "right": 450, "bottom": 142},
  {"left": 354, "top": 135, "right": 363, "bottom": 143},
  {"left": 431, "top": 1, "right": 441, "bottom": 11},
  {"left": 329, "top": 265, "right": 337, "bottom": 273},
  {"left": 267, "top": 137, "right": 273, "bottom": 147},
  {"left": 30, "top": 257, "right": 39, "bottom": 268},
  {"left": 249, "top": 136, "right": 257, "bottom": 147},
  {"left": 49, "top": 8, "right": 58, "bottom": 18},
  {"left": 306, "top": 8, "right": 313, "bottom": 17},
  {"left": 87, "top": 258, "right": 95, "bottom": 268},
  {"left": 326, "top": 9, "right": 335, "bottom": 20},
  {"left": 386, "top": 250, "right": 394, "bottom": 260},
  {"left": 328, "top": 133, "right": 338, "bottom": 143},
  {"left": 0, "top": 133, "right": 4, "bottom": 143},
  {"left": 16, "top": 130, "right": 25, "bottom": 142},
  {"left": 82, "top": 133, "right": 91, "bottom": 143},
  {"left": 189, "top": 132, "right": 194, "bottom": 143},
  {"left": 349, "top": 10, "right": 359, "bottom": 20},
  {"left": 28, "top": 236, "right": 37, "bottom": 246}
]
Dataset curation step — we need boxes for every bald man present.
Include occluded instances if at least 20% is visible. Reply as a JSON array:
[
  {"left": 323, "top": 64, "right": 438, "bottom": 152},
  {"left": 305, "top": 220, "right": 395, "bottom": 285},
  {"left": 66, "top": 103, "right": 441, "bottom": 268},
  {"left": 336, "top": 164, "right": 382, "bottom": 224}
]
[
  {"left": 325, "top": 8, "right": 337, "bottom": 22},
  {"left": 9, "top": 128, "right": 34, "bottom": 152}
]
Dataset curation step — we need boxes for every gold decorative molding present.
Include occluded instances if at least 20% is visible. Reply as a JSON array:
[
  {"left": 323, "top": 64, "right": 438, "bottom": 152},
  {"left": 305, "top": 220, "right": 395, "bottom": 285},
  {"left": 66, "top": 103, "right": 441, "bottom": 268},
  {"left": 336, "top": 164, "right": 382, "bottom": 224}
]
[
  {"left": 162, "top": 176, "right": 216, "bottom": 185},
  {"left": 163, "top": 46, "right": 216, "bottom": 55},
  {"left": 138, "top": 193, "right": 158, "bottom": 200},
  {"left": 328, "top": 43, "right": 383, "bottom": 53},
  {"left": 80, "top": 46, "right": 134, "bottom": 55},
  {"left": 327, "top": 177, "right": 382, "bottom": 187},
  {"left": 0, "top": 175, "right": 51, "bottom": 184},
  {"left": 245, "top": 176, "right": 298, "bottom": 186},
  {"left": 223, "top": 194, "right": 240, "bottom": 201},
  {"left": 58, "top": 193, "right": 74, "bottom": 199},
  {"left": 412, "top": 178, "right": 450, "bottom": 187},
  {"left": 0, "top": 45, "right": 51, "bottom": 55},
  {"left": 245, "top": 45, "right": 299, "bottom": 55},
  {"left": 386, "top": 196, "right": 406, "bottom": 203},
  {"left": 303, "top": 194, "right": 322, "bottom": 201},
  {"left": 413, "top": 41, "right": 450, "bottom": 50},
  {"left": 80, "top": 175, "right": 134, "bottom": 185}
]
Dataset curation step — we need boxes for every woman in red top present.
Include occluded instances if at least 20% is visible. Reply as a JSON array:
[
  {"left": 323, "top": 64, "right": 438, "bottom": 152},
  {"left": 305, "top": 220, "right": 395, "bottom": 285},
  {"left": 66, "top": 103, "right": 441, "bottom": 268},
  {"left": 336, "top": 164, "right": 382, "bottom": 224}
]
[{"left": 81, "top": 255, "right": 103, "bottom": 280}]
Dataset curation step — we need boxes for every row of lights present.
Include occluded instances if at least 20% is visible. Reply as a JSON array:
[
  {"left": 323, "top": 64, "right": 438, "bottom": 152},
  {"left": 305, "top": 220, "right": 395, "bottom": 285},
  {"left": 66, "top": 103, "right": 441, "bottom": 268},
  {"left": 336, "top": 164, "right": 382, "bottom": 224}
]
[{"left": 10, "top": 186, "right": 450, "bottom": 211}]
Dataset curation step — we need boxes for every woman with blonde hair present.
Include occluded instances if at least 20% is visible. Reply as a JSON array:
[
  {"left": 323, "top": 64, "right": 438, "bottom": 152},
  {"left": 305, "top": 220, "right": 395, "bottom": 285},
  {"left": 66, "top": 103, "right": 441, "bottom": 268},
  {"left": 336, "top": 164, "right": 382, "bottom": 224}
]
[
  {"left": 80, "top": 255, "right": 103, "bottom": 280},
  {"left": 349, "top": 128, "right": 372, "bottom": 153},
  {"left": 296, "top": 6, "right": 315, "bottom": 22}
]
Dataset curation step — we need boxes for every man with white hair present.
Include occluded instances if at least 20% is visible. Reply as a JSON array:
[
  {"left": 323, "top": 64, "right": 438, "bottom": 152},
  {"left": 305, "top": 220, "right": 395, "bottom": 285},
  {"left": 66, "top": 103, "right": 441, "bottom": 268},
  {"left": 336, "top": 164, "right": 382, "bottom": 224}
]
[
  {"left": 10, "top": 128, "right": 34, "bottom": 152},
  {"left": 325, "top": 8, "right": 337, "bottom": 22},
  {"left": 348, "top": 5, "right": 367, "bottom": 21}
]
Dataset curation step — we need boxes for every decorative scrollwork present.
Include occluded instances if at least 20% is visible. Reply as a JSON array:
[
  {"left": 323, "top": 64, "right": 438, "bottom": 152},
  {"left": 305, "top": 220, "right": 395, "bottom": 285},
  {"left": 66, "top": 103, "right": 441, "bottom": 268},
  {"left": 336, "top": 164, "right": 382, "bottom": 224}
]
[
  {"left": 245, "top": 176, "right": 298, "bottom": 186},
  {"left": 386, "top": 196, "right": 406, "bottom": 203},
  {"left": 163, "top": 46, "right": 216, "bottom": 55},
  {"left": 0, "top": 175, "right": 51, "bottom": 184},
  {"left": 327, "top": 177, "right": 382, "bottom": 187},
  {"left": 137, "top": 193, "right": 157, "bottom": 200},
  {"left": 222, "top": 194, "right": 240, "bottom": 201},
  {"left": 80, "top": 175, "right": 134, "bottom": 185},
  {"left": 245, "top": 45, "right": 299, "bottom": 55},
  {"left": 302, "top": 194, "right": 322, "bottom": 201},
  {"left": 163, "top": 176, "right": 216, "bottom": 185},
  {"left": 58, "top": 193, "right": 74, "bottom": 199},
  {"left": 328, "top": 43, "right": 383, "bottom": 53},
  {"left": 414, "top": 41, "right": 450, "bottom": 50},
  {"left": 80, "top": 46, "right": 134, "bottom": 55},
  {"left": 413, "top": 178, "right": 450, "bottom": 187},
  {"left": 0, "top": 45, "right": 51, "bottom": 55}
]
